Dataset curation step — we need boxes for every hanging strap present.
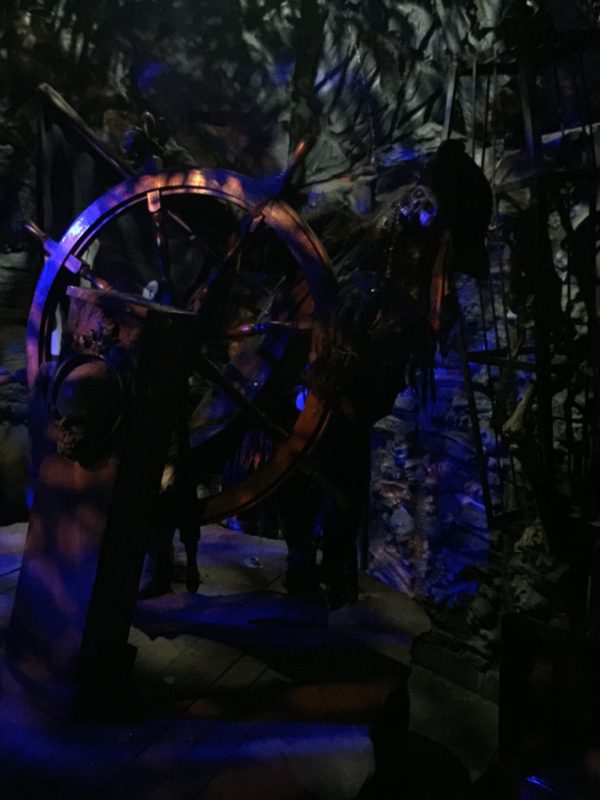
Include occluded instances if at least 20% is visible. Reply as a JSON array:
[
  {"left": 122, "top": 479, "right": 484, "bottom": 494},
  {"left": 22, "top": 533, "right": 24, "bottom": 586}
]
[{"left": 429, "top": 228, "right": 453, "bottom": 333}]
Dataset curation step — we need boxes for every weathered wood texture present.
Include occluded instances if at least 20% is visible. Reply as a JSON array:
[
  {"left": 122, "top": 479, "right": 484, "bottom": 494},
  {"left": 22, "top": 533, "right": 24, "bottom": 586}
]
[{"left": 0, "top": 524, "right": 435, "bottom": 800}]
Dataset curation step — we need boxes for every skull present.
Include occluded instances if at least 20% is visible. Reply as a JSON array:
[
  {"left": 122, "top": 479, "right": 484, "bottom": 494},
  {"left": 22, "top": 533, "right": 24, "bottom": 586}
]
[
  {"left": 399, "top": 184, "right": 439, "bottom": 228},
  {"left": 51, "top": 357, "right": 123, "bottom": 467}
]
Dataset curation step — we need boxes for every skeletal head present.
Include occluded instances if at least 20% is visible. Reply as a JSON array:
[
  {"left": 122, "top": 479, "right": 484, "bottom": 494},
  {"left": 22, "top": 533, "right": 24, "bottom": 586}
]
[
  {"left": 51, "top": 357, "right": 122, "bottom": 466},
  {"left": 399, "top": 184, "right": 439, "bottom": 228}
]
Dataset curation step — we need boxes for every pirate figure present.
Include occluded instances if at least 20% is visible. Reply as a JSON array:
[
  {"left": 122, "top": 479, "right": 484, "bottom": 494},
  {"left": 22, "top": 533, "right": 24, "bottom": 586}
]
[{"left": 280, "top": 139, "right": 492, "bottom": 608}]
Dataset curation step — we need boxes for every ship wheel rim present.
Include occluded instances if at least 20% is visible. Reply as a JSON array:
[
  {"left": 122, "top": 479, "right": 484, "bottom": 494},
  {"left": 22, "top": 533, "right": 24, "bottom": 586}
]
[{"left": 27, "top": 167, "right": 335, "bottom": 523}]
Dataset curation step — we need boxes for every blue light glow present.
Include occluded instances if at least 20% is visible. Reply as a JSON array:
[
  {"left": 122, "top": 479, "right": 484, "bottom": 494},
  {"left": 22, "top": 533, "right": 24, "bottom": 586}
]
[
  {"left": 223, "top": 516, "right": 244, "bottom": 532},
  {"left": 270, "top": 59, "right": 294, "bottom": 87},
  {"left": 24, "top": 484, "right": 35, "bottom": 511},
  {"left": 526, "top": 775, "right": 546, "bottom": 786},
  {"left": 523, "top": 774, "right": 566, "bottom": 798},
  {"left": 418, "top": 207, "right": 437, "bottom": 228},
  {"left": 136, "top": 61, "right": 166, "bottom": 92},
  {"left": 295, "top": 386, "right": 308, "bottom": 412}
]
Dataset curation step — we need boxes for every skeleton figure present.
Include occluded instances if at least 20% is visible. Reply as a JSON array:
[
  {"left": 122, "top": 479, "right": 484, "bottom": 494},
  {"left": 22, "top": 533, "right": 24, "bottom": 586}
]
[
  {"left": 50, "top": 357, "right": 123, "bottom": 467},
  {"left": 280, "top": 139, "right": 492, "bottom": 607}
]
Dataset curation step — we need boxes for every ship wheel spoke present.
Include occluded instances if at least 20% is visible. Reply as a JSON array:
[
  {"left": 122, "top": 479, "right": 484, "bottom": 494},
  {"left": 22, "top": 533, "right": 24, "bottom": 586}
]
[{"left": 27, "top": 168, "right": 335, "bottom": 523}]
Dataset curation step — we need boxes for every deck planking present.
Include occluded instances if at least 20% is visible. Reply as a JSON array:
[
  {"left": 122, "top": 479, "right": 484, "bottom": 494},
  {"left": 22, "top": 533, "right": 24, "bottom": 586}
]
[{"left": 0, "top": 523, "right": 423, "bottom": 799}]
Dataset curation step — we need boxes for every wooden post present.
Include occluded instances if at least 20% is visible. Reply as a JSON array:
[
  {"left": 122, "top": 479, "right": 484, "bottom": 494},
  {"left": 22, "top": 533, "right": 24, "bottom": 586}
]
[{"left": 8, "top": 288, "right": 198, "bottom": 716}]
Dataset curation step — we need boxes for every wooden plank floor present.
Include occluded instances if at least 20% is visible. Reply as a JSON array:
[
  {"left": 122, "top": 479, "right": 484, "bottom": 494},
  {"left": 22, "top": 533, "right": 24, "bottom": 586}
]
[{"left": 0, "top": 523, "right": 430, "bottom": 799}]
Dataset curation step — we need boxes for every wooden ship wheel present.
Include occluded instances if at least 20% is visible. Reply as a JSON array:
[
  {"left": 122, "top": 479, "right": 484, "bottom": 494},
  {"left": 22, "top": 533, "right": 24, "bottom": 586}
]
[{"left": 26, "top": 165, "right": 338, "bottom": 524}]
